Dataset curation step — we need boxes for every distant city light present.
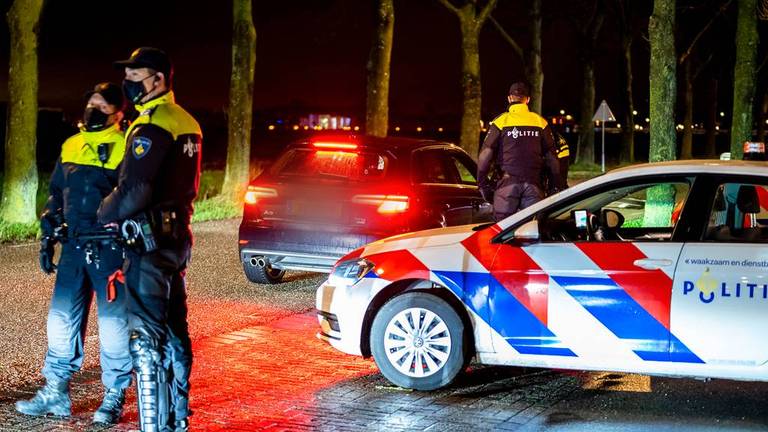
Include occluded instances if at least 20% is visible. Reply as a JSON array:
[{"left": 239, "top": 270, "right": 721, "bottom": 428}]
[
  {"left": 616, "top": 124, "right": 621, "bottom": 128},
  {"left": 267, "top": 125, "right": 275, "bottom": 131},
  {"left": 565, "top": 114, "right": 573, "bottom": 120},
  {"left": 716, "top": 125, "right": 720, "bottom": 131},
  {"left": 354, "top": 126, "right": 360, "bottom": 131},
  {"left": 416, "top": 127, "right": 423, "bottom": 132},
  {"left": 559, "top": 109, "right": 565, "bottom": 115},
  {"left": 676, "top": 124, "right": 684, "bottom": 130},
  {"left": 292, "top": 125, "right": 299, "bottom": 131},
  {"left": 438, "top": 127, "right": 444, "bottom": 132},
  {"left": 632, "top": 110, "right": 638, "bottom": 116},
  {"left": 394, "top": 126, "right": 401, "bottom": 132},
  {"left": 303, "top": 125, "right": 309, "bottom": 130},
  {"left": 645, "top": 118, "right": 650, "bottom": 123}
]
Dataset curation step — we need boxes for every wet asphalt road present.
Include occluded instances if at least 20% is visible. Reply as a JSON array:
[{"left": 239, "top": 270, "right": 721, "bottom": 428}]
[
  {"left": 1, "top": 218, "right": 768, "bottom": 431},
  {"left": 0, "top": 218, "right": 325, "bottom": 394}
]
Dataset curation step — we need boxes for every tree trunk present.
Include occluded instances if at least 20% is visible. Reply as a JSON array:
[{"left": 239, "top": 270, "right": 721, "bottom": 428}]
[
  {"left": 366, "top": 0, "right": 394, "bottom": 138},
  {"left": 526, "top": 0, "right": 543, "bottom": 114},
  {"left": 730, "top": 0, "right": 758, "bottom": 158},
  {"left": 222, "top": 0, "right": 257, "bottom": 203},
  {"left": 648, "top": 0, "right": 677, "bottom": 162},
  {"left": 1, "top": 0, "right": 43, "bottom": 225},
  {"left": 704, "top": 78, "right": 719, "bottom": 157},
  {"left": 681, "top": 60, "right": 694, "bottom": 159},
  {"left": 577, "top": 57, "right": 596, "bottom": 165},
  {"left": 620, "top": 36, "right": 635, "bottom": 163},
  {"left": 459, "top": 17, "right": 482, "bottom": 158}
]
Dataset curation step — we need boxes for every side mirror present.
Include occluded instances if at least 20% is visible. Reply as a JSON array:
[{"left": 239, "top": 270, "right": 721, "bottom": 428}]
[
  {"left": 601, "top": 209, "right": 625, "bottom": 230},
  {"left": 512, "top": 219, "right": 539, "bottom": 241}
]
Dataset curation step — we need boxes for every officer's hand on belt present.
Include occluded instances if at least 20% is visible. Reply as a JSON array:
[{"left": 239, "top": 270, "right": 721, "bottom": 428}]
[{"left": 39, "top": 236, "right": 56, "bottom": 274}]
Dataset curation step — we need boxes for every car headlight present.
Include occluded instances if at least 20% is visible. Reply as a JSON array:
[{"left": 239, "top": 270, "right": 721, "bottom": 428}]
[{"left": 329, "top": 258, "right": 375, "bottom": 286}]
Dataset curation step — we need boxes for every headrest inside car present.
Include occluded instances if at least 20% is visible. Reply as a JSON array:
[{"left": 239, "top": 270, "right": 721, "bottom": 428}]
[
  {"left": 713, "top": 190, "right": 726, "bottom": 211},
  {"left": 737, "top": 185, "right": 760, "bottom": 214}
]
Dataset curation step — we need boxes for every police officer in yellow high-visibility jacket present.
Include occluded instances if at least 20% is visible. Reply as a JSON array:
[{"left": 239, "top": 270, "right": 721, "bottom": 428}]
[
  {"left": 16, "top": 83, "right": 131, "bottom": 425},
  {"left": 98, "top": 47, "right": 201, "bottom": 432},
  {"left": 477, "top": 82, "right": 562, "bottom": 220}
]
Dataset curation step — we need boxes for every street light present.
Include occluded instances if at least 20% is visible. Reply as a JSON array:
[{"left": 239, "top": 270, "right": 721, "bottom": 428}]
[
  {"left": 632, "top": 110, "right": 638, "bottom": 116},
  {"left": 559, "top": 109, "right": 565, "bottom": 115}
]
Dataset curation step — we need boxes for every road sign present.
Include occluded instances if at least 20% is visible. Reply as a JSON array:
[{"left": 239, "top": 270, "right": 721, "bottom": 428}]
[{"left": 592, "top": 100, "right": 615, "bottom": 173}]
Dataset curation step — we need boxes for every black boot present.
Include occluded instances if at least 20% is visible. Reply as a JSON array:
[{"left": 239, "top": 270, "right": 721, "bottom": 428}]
[
  {"left": 93, "top": 387, "right": 126, "bottom": 424},
  {"left": 15, "top": 378, "right": 71, "bottom": 417}
]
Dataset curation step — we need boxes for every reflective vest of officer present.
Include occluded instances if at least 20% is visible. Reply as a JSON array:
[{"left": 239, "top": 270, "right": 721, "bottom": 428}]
[
  {"left": 48, "top": 124, "right": 125, "bottom": 231},
  {"left": 98, "top": 91, "right": 202, "bottom": 229},
  {"left": 485, "top": 103, "right": 559, "bottom": 186}
]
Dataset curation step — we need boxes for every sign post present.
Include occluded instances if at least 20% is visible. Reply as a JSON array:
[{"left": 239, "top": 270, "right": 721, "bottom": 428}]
[{"left": 592, "top": 100, "right": 616, "bottom": 173}]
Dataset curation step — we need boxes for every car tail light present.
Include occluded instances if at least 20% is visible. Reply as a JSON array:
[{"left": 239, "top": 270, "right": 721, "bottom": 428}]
[
  {"left": 244, "top": 186, "right": 278, "bottom": 205},
  {"left": 312, "top": 142, "right": 358, "bottom": 150},
  {"left": 352, "top": 194, "right": 410, "bottom": 214}
]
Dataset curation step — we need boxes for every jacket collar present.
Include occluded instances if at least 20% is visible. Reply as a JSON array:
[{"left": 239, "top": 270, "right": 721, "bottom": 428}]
[
  {"left": 508, "top": 103, "right": 530, "bottom": 114},
  {"left": 135, "top": 91, "right": 175, "bottom": 113},
  {"left": 81, "top": 123, "right": 121, "bottom": 144}
]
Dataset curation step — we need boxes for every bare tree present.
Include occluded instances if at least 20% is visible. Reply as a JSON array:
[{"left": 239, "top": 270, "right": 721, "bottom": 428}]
[
  {"left": 0, "top": 0, "right": 44, "bottom": 225},
  {"left": 730, "top": 0, "right": 759, "bottom": 158},
  {"left": 488, "top": 0, "right": 544, "bottom": 114},
  {"left": 678, "top": 0, "right": 732, "bottom": 159},
  {"left": 438, "top": 0, "right": 498, "bottom": 158},
  {"left": 366, "top": 0, "right": 395, "bottom": 138},
  {"left": 570, "top": 0, "right": 605, "bottom": 166},
  {"left": 649, "top": 0, "right": 676, "bottom": 163},
  {"left": 222, "top": 0, "right": 257, "bottom": 203}
]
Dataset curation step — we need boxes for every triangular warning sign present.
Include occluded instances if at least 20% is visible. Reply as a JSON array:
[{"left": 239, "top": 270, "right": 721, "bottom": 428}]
[{"left": 592, "top": 100, "right": 616, "bottom": 122}]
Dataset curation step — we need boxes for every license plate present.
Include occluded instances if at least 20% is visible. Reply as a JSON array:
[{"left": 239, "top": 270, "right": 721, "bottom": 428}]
[{"left": 287, "top": 200, "right": 342, "bottom": 219}]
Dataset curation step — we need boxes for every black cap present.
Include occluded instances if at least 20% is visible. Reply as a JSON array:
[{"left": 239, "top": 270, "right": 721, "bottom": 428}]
[
  {"left": 508, "top": 82, "right": 530, "bottom": 97},
  {"left": 114, "top": 47, "right": 173, "bottom": 80},
  {"left": 84, "top": 82, "right": 124, "bottom": 111}
]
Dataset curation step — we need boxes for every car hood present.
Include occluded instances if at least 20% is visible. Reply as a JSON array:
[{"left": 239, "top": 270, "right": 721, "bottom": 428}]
[{"left": 364, "top": 223, "right": 485, "bottom": 252}]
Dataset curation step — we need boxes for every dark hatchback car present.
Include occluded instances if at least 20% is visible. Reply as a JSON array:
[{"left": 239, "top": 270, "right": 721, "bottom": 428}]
[{"left": 238, "top": 134, "right": 494, "bottom": 283}]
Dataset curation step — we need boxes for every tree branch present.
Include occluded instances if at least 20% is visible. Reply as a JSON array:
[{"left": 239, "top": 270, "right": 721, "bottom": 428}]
[
  {"left": 437, "top": 0, "right": 460, "bottom": 16},
  {"left": 489, "top": 15, "right": 524, "bottom": 60},
  {"left": 477, "top": 0, "right": 499, "bottom": 25},
  {"left": 759, "top": 52, "right": 768, "bottom": 73},
  {"left": 678, "top": 0, "right": 734, "bottom": 65}
]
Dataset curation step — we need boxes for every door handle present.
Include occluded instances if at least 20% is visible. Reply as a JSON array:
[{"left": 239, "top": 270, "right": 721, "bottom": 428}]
[{"left": 633, "top": 258, "right": 674, "bottom": 270}]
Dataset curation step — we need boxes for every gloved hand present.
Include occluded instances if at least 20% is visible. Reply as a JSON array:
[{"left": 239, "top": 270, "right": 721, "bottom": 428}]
[
  {"left": 39, "top": 236, "right": 57, "bottom": 274},
  {"left": 480, "top": 185, "right": 494, "bottom": 203},
  {"left": 40, "top": 210, "right": 65, "bottom": 240}
]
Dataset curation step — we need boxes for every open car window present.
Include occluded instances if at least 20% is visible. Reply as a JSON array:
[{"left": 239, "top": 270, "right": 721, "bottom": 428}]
[{"left": 538, "top": 179, "right": 692, "bottom": 243}]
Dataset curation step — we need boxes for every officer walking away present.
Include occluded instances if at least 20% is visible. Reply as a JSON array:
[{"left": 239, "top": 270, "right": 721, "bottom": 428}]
[
  {"left": 16, "top": 83, "right": 131, "bottom": 424},
  {"left": 477, "top": 82, "right": 562, "bottom": 220},
  {"left": 97, "top": 47, "right": 201, "bottom": 432}
]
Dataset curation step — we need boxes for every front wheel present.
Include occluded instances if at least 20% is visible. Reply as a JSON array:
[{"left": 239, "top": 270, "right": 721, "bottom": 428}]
[{"left": 370, "top": 292, "right": 466, "bottom": 390}]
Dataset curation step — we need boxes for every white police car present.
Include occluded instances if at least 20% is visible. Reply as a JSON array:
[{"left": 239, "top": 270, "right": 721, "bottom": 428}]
[{"left": 316, "top": 160, "right": 768, "bottom": 390}]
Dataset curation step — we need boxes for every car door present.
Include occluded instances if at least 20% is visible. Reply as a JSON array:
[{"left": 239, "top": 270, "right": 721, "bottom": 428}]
[
  {"left": 672, "top": 176, "right": 768, "bottom": 368},
  {"left": 411, "top": 148, "right": 475, "bottom": 229},
  {"left": 446, "top": 150, "right": 495, "bottom": 223},
  {"left": 488, "top": 176, "right": 699, "bottom": 366}
]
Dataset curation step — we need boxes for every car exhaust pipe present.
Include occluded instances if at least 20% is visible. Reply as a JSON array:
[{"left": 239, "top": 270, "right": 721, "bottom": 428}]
[{"left": 250, "top": 257, "right": 267, "bottom": 268}]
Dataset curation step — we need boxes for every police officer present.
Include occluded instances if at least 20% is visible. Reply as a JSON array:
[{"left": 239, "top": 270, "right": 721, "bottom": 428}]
[
  {"left": 554, "top": 132, "right": 570, "bottom": 190},
  {"left": 97, "top": 47, "right": 201, "bottom": 432},
  {"left": 16, "top": 83, "right": 131, "bottom": 424},
  {"left": 477, "top": 82, "right": 562, "bottom": 220}
]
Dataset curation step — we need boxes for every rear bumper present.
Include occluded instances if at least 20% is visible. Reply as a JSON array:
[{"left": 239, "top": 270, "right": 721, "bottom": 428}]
[{"left": 239, "top": 223, "right": 382, "bottom": 273}]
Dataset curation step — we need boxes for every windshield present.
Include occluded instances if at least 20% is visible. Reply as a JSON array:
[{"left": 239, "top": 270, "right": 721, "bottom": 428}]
[{"left": 271, "top": 148, "right": 389, "bottom": 182}]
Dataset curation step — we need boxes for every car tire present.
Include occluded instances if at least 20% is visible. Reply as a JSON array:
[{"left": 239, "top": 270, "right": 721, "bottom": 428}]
[
  {"left": 370, "top": 291, "right": 466, "bottom": 391},
  {"left": 243, "top": 257, "right": 286, "bottom": 284}
]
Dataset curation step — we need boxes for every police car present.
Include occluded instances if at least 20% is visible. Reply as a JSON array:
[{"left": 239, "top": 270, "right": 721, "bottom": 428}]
[{"left": 316, "top": 160, "right": 768, "bottom": 390}]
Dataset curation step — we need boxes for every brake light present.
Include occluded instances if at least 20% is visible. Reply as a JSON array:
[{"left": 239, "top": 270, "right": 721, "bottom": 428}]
[
  {"left": 244, "top": 186, "right": 278, "bottom": 205},
  {"left": 313, "top": 142, "right": 358, "bottom": 150},
  {"left": 352, "top": 194, "right": 410, "bottom": 214}
]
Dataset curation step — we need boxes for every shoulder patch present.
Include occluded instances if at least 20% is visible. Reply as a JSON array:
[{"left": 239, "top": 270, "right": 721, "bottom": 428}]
[{"left": 132, "top": 136, "right": 152, "bottom": 159}]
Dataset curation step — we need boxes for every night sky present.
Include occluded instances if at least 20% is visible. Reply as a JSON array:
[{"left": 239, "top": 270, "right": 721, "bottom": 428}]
[{"left": 0, "top": 0, "right": 763, "bottom": 128}]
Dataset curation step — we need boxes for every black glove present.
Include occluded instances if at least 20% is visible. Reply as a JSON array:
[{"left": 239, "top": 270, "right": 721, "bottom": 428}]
[
  {"left": 40, "top": 210, "right": 64, "bottom": 239},
  {"left": 480, "top": 185, "right": 494, "bottom": 203},
  {"left": 39, "top": 236, "right": 56, "bottom": 274}
]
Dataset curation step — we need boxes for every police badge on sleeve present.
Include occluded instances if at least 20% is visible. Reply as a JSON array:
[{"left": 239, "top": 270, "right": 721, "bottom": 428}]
[{"left": 132, "top": 136, "right": 152, "bottom": 159}]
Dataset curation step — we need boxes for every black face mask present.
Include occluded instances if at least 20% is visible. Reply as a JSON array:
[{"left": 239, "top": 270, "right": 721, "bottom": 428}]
[
  {"left": 83, "top": 107, "right": 110, "bottom": 131},
  {"left": 122, "top": 74, "right": 155, "bottom": 104}
]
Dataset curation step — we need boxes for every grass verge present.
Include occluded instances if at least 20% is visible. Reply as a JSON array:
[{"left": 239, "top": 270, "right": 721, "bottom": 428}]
[{"left": 192, "top": 195, "right": 242, "bottom": 223}]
